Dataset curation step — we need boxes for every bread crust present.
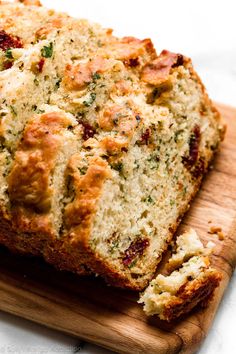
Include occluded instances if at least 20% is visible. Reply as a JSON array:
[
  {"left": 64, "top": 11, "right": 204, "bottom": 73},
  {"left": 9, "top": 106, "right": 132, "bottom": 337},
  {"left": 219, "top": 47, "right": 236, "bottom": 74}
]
[
  {"left": 16, "top": 0, "right": 42, "bottom": 6},
  {"left": 8, "top": 112, "right": 71, "bottom": 215},
  {"left": 162, "top": 270, "right": 222, "bottom": 322}
]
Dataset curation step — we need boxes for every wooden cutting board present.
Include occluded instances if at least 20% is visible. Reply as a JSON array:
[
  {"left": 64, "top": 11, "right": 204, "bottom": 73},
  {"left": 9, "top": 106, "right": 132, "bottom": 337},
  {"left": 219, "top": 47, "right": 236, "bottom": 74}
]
[{"left": 0, "top": 103, "right": 235, "bottom": 354}]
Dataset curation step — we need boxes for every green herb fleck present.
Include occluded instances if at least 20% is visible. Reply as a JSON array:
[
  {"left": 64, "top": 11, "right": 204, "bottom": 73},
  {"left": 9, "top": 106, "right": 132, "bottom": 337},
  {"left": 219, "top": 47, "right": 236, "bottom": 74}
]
[
  {"left": 83, "top": 92, "right": 96, "bottom": 107},
  {"left": 90, "top": 238, "right": 99, "bottom": 251},
  {"left": 5, "top": 155, "right": 11, "bottom": 165},
  {"left": 32, "top": 105, "right": 37, "bottom": 111},
  {"left": 92, "top": 73, "right": 101, "bottom": 81},
  {"left": 5, "top": 48, "right": 13, "bottom": 59},
  {"left": 55, "top": 78, "right": 62, "bottom": 89},
  {"left": 145, "top": 195, "right": 155, "bottom": 204},
  {"left": 78, "top": 166, "right": 87, "bottom": 175},
  {"left": 36, "top": 109, "right": 45, "bottom": 114},
  {"left": 147, "top": 154, "right": 160, "bottom": 170},
  {"left": 134, "top": 160, "right": 140, "bottom": 169},
  {"left": 10, "top": 105, "right": 17, "bottom": 116},
  {"left": 112, "top": 162, "right": 123, "bottom": 172},
  {"left": 41, "top": 42, "right": 53, "bottom": 58},
  {"left": 97, "top": 40, "right": 103, "bottom": 47},
  {"left": 174, "top": 129, "right": 184, "bottom": 143},
  {"left": 88, "top": 28, "right": 95, "bottom": 37},
  {"left": 170, "top": 199, "right": 175, "bottom": 206},
  {"left": 34, "top": 78, "right": 39, "bottom": 86},
  {"left": 128, "top": 259, "right": 137, "bottom": 269},
  {"left": 110, "top": 240, "right": 119, "bottom": 254}
]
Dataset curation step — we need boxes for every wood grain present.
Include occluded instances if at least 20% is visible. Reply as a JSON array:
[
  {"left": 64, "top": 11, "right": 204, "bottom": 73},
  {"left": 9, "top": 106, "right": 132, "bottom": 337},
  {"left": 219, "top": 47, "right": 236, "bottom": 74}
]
[{"left": 0, "top": 103, "right": 235, "bottom": 354}]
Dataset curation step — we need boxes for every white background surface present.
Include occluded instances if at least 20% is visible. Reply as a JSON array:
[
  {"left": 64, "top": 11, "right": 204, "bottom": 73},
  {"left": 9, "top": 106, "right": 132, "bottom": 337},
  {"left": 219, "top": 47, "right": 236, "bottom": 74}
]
[{"left": 0, "top": 0, "right": 236, "bottom": 353}]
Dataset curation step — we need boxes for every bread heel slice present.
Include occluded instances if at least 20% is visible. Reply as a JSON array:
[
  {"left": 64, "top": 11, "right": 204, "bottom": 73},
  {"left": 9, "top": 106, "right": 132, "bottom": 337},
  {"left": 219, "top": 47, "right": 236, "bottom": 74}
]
[{"left": 138, "top": 229, "right": 222, "bottom": 321}]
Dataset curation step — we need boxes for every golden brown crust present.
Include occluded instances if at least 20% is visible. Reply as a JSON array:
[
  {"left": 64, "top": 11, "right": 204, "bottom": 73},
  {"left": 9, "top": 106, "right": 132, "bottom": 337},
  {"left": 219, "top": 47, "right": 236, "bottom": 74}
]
[
  {"left": 98, "top": 104, "right": 122, "bottom": 131},
  {"left": 100, "top": 136, "right": 128, "bottom": 156},
  {"left": 98, "top": 104, "right": 139, "bottom": 157},
  {"left": 106, "top": 37, "right": 157, "bottom": 67},
  {"left": 7, "top": 112, "right": 72, "bottom": 234},
  {"left": 141, "top": 50, "right": 187, "bottom": 86},
  {"left": 63, "top": 57, "right": 111, "bottom": 91},
  {"left": 16, "top": 0, "right": 42, "bottom": 6},
  {"left": 0, "top": 212, "right": 48, "bottom": 256},
  {"left": 112, "top": 79, "right": 133, "bottom": 96},
  {"left": 35, "top": 17, "right": 67, "bottom": 40},
  {"left": 8, "top": 112, "right": 70, "bottom": 213},
  {"left": 64, "top": 155, "right": 111, "bottom": 230},
  {"left": 162, "top": 270, "right": 222, "bottom": 322},
  {"left": 0, "top": 212, "right": 90, "bottom": 275}
]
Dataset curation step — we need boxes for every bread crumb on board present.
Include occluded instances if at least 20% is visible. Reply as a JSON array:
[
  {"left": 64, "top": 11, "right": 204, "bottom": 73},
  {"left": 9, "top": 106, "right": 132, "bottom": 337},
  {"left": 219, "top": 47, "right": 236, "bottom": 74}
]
[{"left": 208, "top": 226, "right": 225, "bottom": 240}]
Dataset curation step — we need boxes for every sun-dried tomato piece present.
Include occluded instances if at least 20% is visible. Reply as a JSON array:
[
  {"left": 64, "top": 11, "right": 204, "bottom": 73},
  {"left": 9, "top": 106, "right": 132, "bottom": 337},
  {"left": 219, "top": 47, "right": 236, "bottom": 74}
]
[
  {"left": 172, "top": 54, "right": 184, "bottom": 68},
  {"left": 0, "top": 30, "right": 23, "bottom": 52},
  {"left": 183, "top": 125, "right": 201, "bottom": 167},
  {"left": 123, "top": 238, "right": 149, "bottom": 266},
  {"left": 140, "top": 128, "right": 151, "bottom": 145},
  {"left": 30, "top": 58, "right": 45, "bottom": 74},
  {"left": 3, "top": 61, "right": 13, "bottom": 70},
  {"left": 79, "top": 120, "right": 96, "bottom": 140},
  {"left": 37, "top": 58, "right": 45, "bottom": 73}
]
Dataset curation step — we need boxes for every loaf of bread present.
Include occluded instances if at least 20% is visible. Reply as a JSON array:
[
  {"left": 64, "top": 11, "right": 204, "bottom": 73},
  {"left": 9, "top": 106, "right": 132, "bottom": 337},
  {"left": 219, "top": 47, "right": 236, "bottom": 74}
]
[
  {"left": 0, "top": 1, "right": 225, "bottom": 290},
  {"left": 139, "top": 229, "right": 221, "bottom": 321}
]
